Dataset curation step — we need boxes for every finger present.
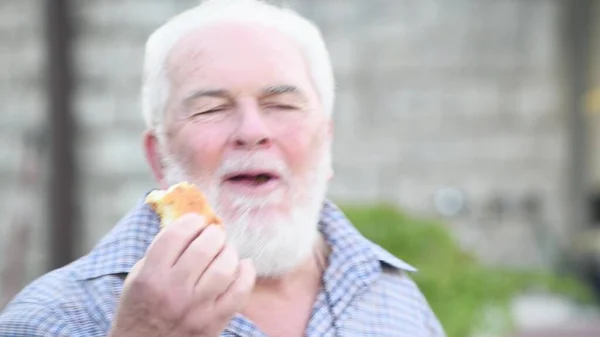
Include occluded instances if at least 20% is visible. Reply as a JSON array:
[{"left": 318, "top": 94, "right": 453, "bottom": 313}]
[
  {"left": 192, "top": 242, "right": 240, "bottom": 300},
  {"left": 171, "top": 225, "right": 228, "bottom": 287},
  {"left": 215, "top": 259, "right": 256, "bottom": 315},
  {"left": 144, "top": 213, "right": 208, "bottom": 269}
]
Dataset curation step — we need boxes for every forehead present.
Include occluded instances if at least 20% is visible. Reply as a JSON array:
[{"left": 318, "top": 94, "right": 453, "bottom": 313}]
[{"left": 165, "top": 22, "right": 313, "bottom": 94}]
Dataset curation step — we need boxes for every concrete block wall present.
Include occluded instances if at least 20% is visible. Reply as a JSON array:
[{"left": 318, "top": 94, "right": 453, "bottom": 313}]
[
  {"left": 588, "top": 2, "right": 600, "bottom": 190},
  {"left": 310, "top": 0, "right": 568, "bottom": 266},
  {"left": 0, "top": 0, "right": 49, "bottom": 286},
  {"left": 70, "top": 0, "right": 201, "bottom": 254},
  {"left": 0, "top": 0, "right": 570, "bottom": 281}
]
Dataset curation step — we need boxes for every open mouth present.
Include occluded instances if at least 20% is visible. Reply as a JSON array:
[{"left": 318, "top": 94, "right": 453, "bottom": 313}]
[{"left": 224, "top": 171, "right": 279, "bottom": 186}]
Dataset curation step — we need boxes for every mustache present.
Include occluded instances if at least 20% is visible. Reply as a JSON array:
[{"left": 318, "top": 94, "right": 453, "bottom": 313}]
[
  {"left": 216, "top": 153, "right": 289, "bottom": 180},
  {"left": 161, "top": 151, "right": 292, "bottom": 187}
]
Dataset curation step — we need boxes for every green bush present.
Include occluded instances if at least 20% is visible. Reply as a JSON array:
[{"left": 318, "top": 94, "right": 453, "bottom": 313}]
[{"left": 339, "top": 203, "right": 594, "bottom": 337}]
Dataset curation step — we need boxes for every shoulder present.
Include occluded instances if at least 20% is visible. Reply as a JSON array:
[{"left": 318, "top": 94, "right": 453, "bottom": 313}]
[
  {"left": 0, "top": 300, "right": 75, "bottom": 336},
  {"left": 0, "top": 198, "right": 156, "bottom": 336},
  {"left": 0, "top": 259, "right": 116, "bottom": 337},
  {"left": 367, "top": 241, "right": 446, "bottom": 336},
  {"left": 376, "top": 266, "right": 447, "bottom": 336},
  {"left": 0, "top": 266, "right": 80, "bottom": 336}
]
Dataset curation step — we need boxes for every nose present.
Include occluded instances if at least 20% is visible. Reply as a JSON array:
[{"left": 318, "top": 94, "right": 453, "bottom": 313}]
[{"left": 231, "top": 102, "right": 272, "bottom": 150}]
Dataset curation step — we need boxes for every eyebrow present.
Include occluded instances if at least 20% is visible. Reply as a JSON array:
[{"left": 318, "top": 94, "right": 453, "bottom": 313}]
[
  {"left": 182, "top": 85, "right": 304, "bottom": 104},
  {"left": 183, "top": 89, "right": 230, "bottom": 104},
  {"left": 261, "top": 85, "right": 301, "bottom": 96}
]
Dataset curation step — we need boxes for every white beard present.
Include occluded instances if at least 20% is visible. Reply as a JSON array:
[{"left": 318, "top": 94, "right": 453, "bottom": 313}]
[{"left": 161, "top": 143, "right": 331, "bottom": 278}]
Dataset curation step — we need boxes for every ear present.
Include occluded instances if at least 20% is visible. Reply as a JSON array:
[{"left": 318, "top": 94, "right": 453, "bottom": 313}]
[
  {"left": 327, "top": 118, "right": 334, "bottom": 140},
  {"left": 143, "top": 129, "right": 169, "bottom": 189},
  {"left": 326, "top": 119, "right": 334, "bottom": 181}
]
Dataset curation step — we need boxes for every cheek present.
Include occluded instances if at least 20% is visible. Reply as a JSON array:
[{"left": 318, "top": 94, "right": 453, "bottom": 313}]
[
  {"left": 176, "top": 125, "right": 228, "bottom": 174},
  {"left": 275, "top": 121, "right": 326, "bottom": 172}
]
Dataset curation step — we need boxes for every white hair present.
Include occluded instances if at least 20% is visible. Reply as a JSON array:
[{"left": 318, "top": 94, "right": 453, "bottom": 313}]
[{"left": 141, "top": 0, "right": 336, "bottom": 130}]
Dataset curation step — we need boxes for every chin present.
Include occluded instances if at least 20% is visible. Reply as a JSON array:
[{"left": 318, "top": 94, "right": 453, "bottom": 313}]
[
  {"left": 224, "top": 208, "right": 322, "bottom": 277},
  {"left": 217, "top": 194, "right": 289, "bottom": 224},
  {"left": 215, "top": 179, "right": 328, "bottom": 277}
]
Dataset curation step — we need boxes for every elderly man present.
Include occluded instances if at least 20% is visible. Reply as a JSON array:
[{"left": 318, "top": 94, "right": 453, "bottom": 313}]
[{"left": 0, "top": 1, "right": 445, "bottom": 336}]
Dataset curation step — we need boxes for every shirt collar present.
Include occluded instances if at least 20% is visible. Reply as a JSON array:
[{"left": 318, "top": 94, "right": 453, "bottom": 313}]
[
  {"left": 319, "top": 200, "right": 417, "bottom": 272},
  {"left": 75, "top": 193, "right": 416, "bottom": 281}
]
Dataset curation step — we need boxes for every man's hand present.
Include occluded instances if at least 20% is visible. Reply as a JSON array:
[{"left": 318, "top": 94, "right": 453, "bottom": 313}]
[{"left": 108, "top": 214, "right": 256, "bottom": 337}]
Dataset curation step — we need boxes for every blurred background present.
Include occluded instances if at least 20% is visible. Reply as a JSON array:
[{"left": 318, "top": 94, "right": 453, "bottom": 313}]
[{"left": 2, "top": 0, "right": 600, "bottom": 336}]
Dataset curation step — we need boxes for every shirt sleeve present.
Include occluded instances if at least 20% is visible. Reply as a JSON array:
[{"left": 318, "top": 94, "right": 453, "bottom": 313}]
[{"left": 0, "top": 301, "right": 76, "bottom": 337}]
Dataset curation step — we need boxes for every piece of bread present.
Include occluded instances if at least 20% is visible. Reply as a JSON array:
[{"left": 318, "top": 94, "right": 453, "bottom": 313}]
[{"left": 145, "top": 181, "right": 222, "bottom": 228}]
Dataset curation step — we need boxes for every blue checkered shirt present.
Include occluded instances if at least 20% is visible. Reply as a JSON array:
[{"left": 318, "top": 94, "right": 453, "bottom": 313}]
[{"left": 0, "top": 196, "right": 445, "bottom": 336}]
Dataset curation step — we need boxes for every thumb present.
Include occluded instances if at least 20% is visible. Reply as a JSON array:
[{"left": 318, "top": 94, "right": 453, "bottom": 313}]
[{"left": 127, "top": 257, "right": 146, "bottom": 279}]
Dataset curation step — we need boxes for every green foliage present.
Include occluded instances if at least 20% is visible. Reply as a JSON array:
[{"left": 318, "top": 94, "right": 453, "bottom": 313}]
[{"left": 339, "top": 203, "right": 594, "bottom": 337}]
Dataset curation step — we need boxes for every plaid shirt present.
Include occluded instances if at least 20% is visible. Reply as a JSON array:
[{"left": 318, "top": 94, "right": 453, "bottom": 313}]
[{"left": 0, "top": 196, "right": 446, "bottom": 337}]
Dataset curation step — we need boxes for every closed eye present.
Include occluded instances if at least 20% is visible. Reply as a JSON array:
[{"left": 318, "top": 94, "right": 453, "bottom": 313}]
[
  {"left": 192, "top": 106, "right": 228, "bottom": 116},
  {"left": 265, "top": 104, "right": 298, "bottom": 110}
]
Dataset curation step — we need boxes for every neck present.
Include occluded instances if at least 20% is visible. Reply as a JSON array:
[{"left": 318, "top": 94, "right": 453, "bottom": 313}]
[
  {"left": 239, "top": 234, "right": 332, "bottom": 336},
  {"left": 252, "top": 234, "right": 330, "bottom": 296}
]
